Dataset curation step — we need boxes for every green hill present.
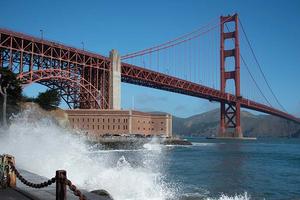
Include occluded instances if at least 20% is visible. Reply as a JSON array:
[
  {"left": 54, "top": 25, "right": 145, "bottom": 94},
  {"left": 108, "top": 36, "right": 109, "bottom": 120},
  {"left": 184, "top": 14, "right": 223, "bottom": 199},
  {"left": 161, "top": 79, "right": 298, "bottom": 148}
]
[{"left": 173, "top": 109, "right": 300, "bottom": 138}]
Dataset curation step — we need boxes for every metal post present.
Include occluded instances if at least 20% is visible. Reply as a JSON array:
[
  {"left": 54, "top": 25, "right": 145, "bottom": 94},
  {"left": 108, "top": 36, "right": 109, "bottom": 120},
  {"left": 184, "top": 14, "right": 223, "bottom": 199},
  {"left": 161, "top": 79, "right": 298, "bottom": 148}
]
[
  {"left": 40, "top": 29, "right": 43, "bottom": 40},
  {"left": 56, "top": 170, "right": 66, "bottom": 200},
  {"left": 81, "top": 42, "right": 85, "bottom": 51}
]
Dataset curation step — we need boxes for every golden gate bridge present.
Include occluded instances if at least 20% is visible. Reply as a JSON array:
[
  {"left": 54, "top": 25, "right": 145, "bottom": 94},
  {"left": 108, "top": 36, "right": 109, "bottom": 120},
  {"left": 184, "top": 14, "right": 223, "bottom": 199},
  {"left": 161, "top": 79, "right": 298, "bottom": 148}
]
[{"left": 0, "top": 13, "right": 299, "bottom": 138}]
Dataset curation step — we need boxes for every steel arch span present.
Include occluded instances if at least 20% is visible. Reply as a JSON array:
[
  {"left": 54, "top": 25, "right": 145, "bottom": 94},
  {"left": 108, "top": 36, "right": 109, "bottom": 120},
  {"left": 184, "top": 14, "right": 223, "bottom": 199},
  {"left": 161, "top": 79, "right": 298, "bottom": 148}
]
[
  {"left": 19, "top": 69, "right": 104, "bottom": 109},
  {"left": 0, "top": 28, "right": 111, "bottom": 109}
]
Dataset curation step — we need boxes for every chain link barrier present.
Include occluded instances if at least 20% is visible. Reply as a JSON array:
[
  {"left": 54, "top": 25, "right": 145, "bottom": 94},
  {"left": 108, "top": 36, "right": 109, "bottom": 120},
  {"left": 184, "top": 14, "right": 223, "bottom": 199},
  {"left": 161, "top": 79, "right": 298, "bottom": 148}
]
[
  {"left": 8, "top": 161, "right": 56, "bottom": 188},
  {"left": 66, "top": 178, "right": 87, "bottom": 200},
  {"left": 3, "top": 158, "right": 90, "bottom": 200}
]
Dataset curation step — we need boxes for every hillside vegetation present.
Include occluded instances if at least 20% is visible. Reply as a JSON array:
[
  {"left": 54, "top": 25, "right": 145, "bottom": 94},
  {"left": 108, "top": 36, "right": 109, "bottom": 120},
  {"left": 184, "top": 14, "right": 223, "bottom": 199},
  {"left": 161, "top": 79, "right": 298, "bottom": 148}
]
[{"left": 173, "top": 109, "right": 300, "bottom": 138}]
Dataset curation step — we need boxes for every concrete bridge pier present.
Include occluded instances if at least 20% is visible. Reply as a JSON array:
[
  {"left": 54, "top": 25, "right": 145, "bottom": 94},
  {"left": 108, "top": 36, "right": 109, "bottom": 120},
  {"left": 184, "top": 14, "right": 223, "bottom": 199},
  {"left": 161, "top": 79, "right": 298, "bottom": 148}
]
[{"left": 109, "top": 49, "right": 121, "bottom": 110}]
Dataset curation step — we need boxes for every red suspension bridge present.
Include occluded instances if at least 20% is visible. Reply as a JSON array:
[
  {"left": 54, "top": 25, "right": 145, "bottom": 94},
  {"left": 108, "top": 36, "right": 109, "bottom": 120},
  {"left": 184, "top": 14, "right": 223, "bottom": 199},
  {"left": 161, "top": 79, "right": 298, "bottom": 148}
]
[{"left": 0, "top": 13, "right": 299, "bottom": 137}]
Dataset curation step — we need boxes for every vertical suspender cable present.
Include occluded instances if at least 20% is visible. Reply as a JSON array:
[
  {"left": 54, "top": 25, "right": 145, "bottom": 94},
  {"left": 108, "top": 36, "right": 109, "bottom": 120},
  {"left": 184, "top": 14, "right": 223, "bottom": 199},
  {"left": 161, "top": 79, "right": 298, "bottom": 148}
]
[{"left": 239, "top": 19, "right": 287, "bottom": 112}]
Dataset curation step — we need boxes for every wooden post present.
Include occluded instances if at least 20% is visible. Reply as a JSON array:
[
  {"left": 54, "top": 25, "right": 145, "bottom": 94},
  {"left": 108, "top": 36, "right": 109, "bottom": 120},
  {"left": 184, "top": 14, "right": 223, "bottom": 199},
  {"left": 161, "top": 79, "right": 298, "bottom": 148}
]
[
  {"left": 0, "top": 154, "right": 16, "bottom": 188},
  {"left": 0, "top": 155, "right": 5, "bottom": 188},
  {"left": 56, "top": 170, "right": 67, "bottom": 200},
  {"left": 6, "top": 155, "right": 16, "bottom": 187},
  {"left": 4, "top": 155, "right": 16, "bottom": 188}
]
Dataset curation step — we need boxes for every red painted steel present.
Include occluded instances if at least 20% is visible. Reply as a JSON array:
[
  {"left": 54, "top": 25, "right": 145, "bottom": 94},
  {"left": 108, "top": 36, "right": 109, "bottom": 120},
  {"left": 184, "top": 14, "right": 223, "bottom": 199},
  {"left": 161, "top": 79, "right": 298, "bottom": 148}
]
[
  {"left": 0, "top": 28, "right": 110, "bottom": 109},
  {"left": 121, "top": 62, "right": 300, "bottom": 124},
  {"left": 219, "top": 14, "right": 242, "bottom": 137},
  {"left": 0, "top": 24, "right": 299, "bottom": 126},
  {"left": 19, "top": 69, "right": 102, "bottom": 109}
]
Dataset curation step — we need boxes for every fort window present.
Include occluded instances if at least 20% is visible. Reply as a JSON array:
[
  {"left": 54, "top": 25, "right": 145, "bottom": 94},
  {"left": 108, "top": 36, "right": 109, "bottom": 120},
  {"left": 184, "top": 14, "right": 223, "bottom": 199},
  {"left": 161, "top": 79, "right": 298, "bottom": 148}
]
[
  {"left": 103, "top": 125, "right": 105, "bottom": 129},
  {"left": 113, "top": 119, "right": 115, "bottom": 123},
  {"left": 113, "top": 125, "right": 115, "bottom": 130},
  {"left": 98, "top": 125, "right": 100, "bottom": 130},
  {"left": 103, "top": 118, "right": 105, "bottom": 123},
  {"left": 77, "top": 119, "right": 79, "bottom": 122},
  {"left": 92, "top": 119, "right": 94, "bottom": 122},
  {"left": 108, "top": 119, "right": 110, "bottom": 123},
  {"left": 118, "top": 119, "right": 120, "bottom": 123},
  {"left": 92, "top": 125, "right": 94, "bottom": 130},
  {"left": 161, "top": 128, "right": 163, "bottom": 130},
  {"left": 82, "top": 118, "right": 84, "bottom": 122},
  {"left": 108, "top": 125, "right": 110, "bottom": 130},
  {"left": 118, "top": 125, "right": 120, "bottom": 129}
]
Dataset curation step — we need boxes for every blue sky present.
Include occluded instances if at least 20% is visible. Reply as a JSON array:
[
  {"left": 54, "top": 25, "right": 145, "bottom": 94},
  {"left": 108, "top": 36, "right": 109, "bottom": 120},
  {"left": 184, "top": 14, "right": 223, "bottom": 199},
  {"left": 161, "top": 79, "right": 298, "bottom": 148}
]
[{"left": 1, "top": 0, "right": 300, "bottom": 117}]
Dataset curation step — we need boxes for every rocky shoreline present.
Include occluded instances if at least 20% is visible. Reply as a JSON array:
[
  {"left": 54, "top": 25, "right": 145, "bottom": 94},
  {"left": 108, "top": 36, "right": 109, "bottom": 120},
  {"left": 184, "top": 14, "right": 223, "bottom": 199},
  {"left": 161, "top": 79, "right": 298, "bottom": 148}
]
[{"left": 90, "top": 136, "right": 192, "bottom": 149}]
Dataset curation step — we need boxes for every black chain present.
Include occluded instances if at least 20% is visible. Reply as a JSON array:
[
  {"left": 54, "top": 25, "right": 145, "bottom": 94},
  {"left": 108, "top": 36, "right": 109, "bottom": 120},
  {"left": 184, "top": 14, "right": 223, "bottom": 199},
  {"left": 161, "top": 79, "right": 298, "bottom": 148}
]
[
  {"left": 66, "top": 178, "right": 87, "bottom": 200},
  {"left": 8, "top": 161, "right": 90, "bottom": 200},
  {"left": 8, "top": 162, "right": 56, "bottom": 189}
]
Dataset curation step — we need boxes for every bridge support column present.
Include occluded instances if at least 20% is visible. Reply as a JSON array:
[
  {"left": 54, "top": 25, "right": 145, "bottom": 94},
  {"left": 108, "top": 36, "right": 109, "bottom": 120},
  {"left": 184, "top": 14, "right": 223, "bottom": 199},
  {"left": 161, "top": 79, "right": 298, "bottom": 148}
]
[
  {"left": 219, "top": 14, "right": 243, "bottom": 138},
  {"left": 109, "top": 49, "right": 121, "bottom": 110}
]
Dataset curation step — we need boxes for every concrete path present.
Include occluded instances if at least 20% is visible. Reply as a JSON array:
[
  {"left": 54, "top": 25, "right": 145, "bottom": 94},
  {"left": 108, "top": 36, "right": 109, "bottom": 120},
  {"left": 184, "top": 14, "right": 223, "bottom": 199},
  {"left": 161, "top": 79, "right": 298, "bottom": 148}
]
[
  {"left": 0, "top": 169, "right": 111, "bottom": 200},
  {"left": 0, "top": 188, "right": 34, "bottom": 200}
]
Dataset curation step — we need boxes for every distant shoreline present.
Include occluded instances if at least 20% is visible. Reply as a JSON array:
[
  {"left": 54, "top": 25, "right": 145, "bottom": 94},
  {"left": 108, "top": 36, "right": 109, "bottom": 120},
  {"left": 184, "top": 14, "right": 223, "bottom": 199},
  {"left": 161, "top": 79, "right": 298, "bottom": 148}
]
[{"left": 89, "top": 136, "right": 192, "bottom": 149}]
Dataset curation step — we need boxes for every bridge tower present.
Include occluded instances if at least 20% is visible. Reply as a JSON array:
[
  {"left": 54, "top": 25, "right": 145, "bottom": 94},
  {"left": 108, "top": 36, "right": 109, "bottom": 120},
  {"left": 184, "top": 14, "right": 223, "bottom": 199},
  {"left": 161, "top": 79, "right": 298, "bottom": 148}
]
[{"left": 219, "top": 14, "right": 242, "bottom": 138}]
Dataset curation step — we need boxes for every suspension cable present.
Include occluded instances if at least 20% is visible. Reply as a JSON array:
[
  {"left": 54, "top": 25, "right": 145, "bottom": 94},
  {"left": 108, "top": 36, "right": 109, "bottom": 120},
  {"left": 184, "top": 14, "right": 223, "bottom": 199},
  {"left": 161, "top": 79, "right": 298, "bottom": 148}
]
[
  {"left": 121, "top": 17, "right": 219, "bottom": 59},
  {"left": 224, "top": 24, "right": 273, "bottom": 107},
  {"left": 240, "top": 55, "right": 273, "bottom": 107},
  {"left": 122, "top": 16, "right": 235, "bottom": 60},
  {"left": 239, "top": 19, "right": 287, "bottom": 112}
]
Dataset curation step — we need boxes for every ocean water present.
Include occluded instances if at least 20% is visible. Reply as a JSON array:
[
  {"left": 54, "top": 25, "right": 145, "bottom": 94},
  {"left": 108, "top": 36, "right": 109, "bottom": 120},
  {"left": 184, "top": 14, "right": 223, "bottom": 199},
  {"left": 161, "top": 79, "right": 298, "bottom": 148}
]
[
  {"left": 165, "top": 138, "right": 300, "bottom": 200},
  {"left": 0, "top": 108, "right": 299, "bottom": 200}
]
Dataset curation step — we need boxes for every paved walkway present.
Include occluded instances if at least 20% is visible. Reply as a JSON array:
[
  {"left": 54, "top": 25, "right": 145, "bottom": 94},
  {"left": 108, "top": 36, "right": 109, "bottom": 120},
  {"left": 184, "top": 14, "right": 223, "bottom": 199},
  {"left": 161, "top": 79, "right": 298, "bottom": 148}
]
[
  {"left": 0, "top": 188, "right": 36, "bottom": 200},
  {"left": 0, "top": 169, "right": 111, "bottom": 200}
]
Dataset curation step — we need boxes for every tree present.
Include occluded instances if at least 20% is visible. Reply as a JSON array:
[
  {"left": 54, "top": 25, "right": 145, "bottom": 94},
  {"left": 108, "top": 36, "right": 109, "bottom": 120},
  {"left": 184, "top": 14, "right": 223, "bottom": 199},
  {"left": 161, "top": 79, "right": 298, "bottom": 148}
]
[
  {"left": 35, "top": 89, "right": 61, "bottom": 110},
  {"left": 0, "top": 68, "right": 22, "bottom": 127}
]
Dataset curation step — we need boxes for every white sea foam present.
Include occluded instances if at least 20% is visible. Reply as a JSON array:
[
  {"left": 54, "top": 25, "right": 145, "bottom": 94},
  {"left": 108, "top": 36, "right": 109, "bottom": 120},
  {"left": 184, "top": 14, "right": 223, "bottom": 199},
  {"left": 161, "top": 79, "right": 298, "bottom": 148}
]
[
  {"left": 0, "top": 107, "right": 253, "bottom": 200},
  {"left": 192, "top": 142, "right": 216, "bottom": 146},
  {"left": 182, "top": 189, "right": 251, "bottom": 200},
  {"left": 211, "top": 192, "right": 251, "bottom": 200},
  {"left": 143, "top": 137, "right": 164, "bottom": 151},
  {"left": 0, "top": 107, "right": 176, "bottom": 200}
]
